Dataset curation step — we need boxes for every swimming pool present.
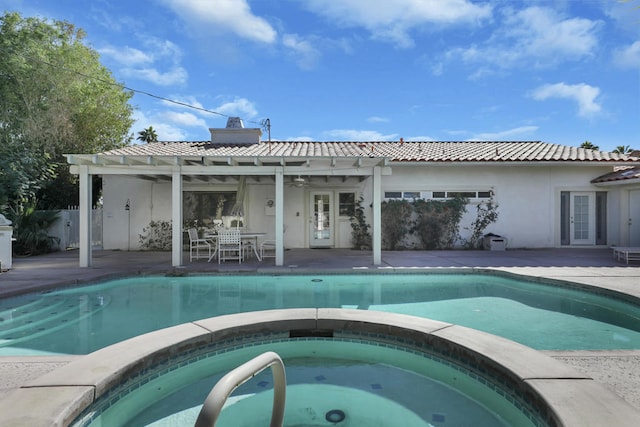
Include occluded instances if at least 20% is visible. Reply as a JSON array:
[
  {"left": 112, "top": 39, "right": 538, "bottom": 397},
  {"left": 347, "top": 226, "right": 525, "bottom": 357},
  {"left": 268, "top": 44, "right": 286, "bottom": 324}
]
[{"left": 1, "top": 271, "right": 639, "bottom": 355}]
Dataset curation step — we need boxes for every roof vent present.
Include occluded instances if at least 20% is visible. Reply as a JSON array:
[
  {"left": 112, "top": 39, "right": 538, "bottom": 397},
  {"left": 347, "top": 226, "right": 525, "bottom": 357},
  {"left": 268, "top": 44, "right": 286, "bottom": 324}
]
[
  {"left": 226, "top": 117, "right": 244, "bottom": 128},
  {"left": 209, "top": 117, "right": 262, "bottom": 145}
]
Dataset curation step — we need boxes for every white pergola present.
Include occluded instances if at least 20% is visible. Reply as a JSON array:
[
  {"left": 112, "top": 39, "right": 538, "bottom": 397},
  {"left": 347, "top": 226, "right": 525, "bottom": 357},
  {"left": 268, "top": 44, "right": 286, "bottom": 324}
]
[{"left": 68, "top": 154, "right": 391, "bottom": 268}]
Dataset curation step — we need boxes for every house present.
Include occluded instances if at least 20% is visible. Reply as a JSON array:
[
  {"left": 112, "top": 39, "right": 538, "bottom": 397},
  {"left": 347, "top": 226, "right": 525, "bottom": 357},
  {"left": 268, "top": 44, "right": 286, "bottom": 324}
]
[{"left": 66, "top": 118, "right": 640, "bottom": 267}]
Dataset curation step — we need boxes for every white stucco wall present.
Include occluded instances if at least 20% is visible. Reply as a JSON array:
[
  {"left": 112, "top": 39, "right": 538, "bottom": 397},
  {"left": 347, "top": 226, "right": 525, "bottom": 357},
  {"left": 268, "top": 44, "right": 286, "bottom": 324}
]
[
  {"left": 378, "top": 163, "right": 612, "bottom": 248},
  {"left": 102, "top": 177, "right": 174, "bottom": 250},
  {"left": 102, "top": 163, "right": 619, "bottom": 251}
]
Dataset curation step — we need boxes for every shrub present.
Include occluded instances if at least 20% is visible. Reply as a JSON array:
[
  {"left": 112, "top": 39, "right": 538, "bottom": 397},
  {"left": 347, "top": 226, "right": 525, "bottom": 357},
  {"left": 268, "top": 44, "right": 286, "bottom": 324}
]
[
  {"left": 139, "top": 220, "right": 172, "bottom": 251},
  {"left": 9, "top": 202, "right": 60, "bottom": 255}
]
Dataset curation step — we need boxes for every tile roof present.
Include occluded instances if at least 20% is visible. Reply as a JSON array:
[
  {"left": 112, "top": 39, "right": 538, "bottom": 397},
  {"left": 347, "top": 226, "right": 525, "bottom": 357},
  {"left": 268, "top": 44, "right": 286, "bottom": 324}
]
[
  {"left": 591, "top": 166, "right": 640, "bottom": 183},
  {"left": 99, "top": 140, "right": 638, "bottom": 163}
]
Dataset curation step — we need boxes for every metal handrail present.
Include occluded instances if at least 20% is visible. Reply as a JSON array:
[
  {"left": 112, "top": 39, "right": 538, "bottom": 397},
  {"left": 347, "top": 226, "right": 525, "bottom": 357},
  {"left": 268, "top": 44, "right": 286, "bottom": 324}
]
[{"left": 194, "top": 351, "right": 286, "bottom": 427}]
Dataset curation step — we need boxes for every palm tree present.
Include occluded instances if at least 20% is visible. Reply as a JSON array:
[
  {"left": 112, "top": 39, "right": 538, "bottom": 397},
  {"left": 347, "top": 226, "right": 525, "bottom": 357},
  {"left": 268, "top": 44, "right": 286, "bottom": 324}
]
[
  {"left": 580, "top": 141, "right": 599, "bottom": 150},
  {"left": 137, "top": 126, "right": 158, "bottom": 143},
  {"left": 612, "top": 145, "right": 633, "bottom": 154}
]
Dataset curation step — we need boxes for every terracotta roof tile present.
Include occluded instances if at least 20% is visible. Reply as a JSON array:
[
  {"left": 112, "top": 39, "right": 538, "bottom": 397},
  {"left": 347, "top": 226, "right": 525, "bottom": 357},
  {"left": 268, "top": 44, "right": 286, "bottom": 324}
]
[
  {"left": 99, "top": 140, "right": 639, "bottom": 163},
  {"left": 591, "top": 166, "right": 640, "bottom": 183}
]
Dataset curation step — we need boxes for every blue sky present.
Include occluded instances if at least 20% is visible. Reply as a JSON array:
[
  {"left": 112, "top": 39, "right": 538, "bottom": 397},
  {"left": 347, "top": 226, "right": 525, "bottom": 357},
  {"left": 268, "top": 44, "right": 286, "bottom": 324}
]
[{"left": 3, "top": 0, "right": 639, "bottom": 151}]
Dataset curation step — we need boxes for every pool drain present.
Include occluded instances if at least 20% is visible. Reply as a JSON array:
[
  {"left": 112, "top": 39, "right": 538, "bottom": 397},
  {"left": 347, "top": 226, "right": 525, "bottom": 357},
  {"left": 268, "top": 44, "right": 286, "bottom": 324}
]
[{"left": 325, "top": 409, "right": 346, "bottom": 423}]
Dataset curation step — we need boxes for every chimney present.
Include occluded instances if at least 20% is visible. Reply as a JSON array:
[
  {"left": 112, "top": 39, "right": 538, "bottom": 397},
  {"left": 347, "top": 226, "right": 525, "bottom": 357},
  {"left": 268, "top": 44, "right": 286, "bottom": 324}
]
[{"left": 209, "top": 117, "right": 262, "bottom": 144}]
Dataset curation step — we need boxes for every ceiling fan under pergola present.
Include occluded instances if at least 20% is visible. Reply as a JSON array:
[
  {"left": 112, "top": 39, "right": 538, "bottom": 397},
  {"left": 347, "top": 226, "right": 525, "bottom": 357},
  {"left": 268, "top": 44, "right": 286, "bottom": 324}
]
[{"left": 288, "top": 175, "right": 310, "bottom": 188}]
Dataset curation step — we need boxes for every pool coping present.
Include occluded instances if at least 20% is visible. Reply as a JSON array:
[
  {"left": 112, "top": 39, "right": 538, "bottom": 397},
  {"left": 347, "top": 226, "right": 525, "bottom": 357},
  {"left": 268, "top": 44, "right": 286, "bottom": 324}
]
[{"left": 0, "top": 309, "right": 638, "bottom": 427}]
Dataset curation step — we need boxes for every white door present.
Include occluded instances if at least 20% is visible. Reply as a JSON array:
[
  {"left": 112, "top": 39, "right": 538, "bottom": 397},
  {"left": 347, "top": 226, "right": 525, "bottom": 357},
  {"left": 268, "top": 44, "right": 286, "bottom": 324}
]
[
  {"left": 630, "top": 190, "right": 640, "bottom": 246},
  {"left": 570, "top": 192, "right": 595, "bottom": 245},
  {"left": 310, "top": 192, "right": 333, "bottom": 247}
]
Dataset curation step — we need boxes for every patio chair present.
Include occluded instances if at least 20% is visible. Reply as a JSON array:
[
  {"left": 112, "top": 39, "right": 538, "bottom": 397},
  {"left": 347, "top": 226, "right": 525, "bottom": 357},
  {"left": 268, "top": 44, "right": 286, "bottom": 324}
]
[
  {"left": 188, "top": 228, "right": 213, "bottom": 262},
  {"left": 260, "top": 240, "right": 276, "bottom": 259},
  {"left": 218, "top": 229, "right": 243, "bottom": 264}
]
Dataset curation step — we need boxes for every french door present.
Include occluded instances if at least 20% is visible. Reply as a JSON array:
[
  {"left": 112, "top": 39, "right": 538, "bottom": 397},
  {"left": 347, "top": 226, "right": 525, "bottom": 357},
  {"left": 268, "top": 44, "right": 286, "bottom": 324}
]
[
  {"left": 570, "top": 192, "right": 595, "bottom": 245},
  {"left": 309, "top": 192, "right": 333, "bottom": 247}
]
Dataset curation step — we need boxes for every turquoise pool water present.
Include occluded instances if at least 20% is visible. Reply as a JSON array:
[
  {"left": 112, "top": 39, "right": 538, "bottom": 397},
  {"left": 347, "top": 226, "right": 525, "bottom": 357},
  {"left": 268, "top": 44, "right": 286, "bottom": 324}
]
[
  {"left": 73, "top": 339, "right": 543, "bottom": 427},
  {"left": 1, "top": 272, "right": 639, "bottom": 355}
]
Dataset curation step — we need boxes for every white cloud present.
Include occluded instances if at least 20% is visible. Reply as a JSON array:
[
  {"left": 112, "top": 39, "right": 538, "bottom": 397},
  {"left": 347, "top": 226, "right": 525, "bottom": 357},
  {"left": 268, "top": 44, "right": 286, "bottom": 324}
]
[
  {"left": 367, "top": 116, "right": 389, "bottom": 123},
  {"left": 153, "top": 122, "right": 189, "bottom": 141},
  {"left": 470, "top": 126, "right": 539, "bottom": 141},
  {"left": 121, "top": 67, "right": 188, "bottom": 86},
  {"left": 159, "top": 111, "right": 207, "bottom": 128},
  {"left": 282, "top": 34, "right": 321, "bottom": 70},
  {"left": 162, "top": 0, "right": 276, "bottom": 43},
  {"left": 502, "top": 7, "right": 600, "bottom": 60},
  {"left": 131, "top": 111, "right": 187, "bottom": 143},
  {"left": 442, "top": 6, "right": 601, "bottom": 75},
  {"left": 160, "top": 95, "right": 206, "bottom": 111},
  {"left": 614, "top": 41, "right": 640, "bottom": 69},
  {"left": 101, "top": 38, "right": 187, "bottom": 86},
  {"left": 406, "top": 135, "right": 436, "bottom": 141},
  {"left": 603, "top": 0, "right": 640, "bottom": 33},
  {"left": 215, "top": 97, "right": 258, "bottom": 118},
  {"left": 322, "top": 129, "right": 399, "bottom": 141},
  {"left": 98, "top": 45, "right": 153, "bottom": 66},
  {"left": 304, "top": 0, "right": 492, "bottom": 48},
  {"left": 530, "top": 82, "right": 602, "bottom": 118}
]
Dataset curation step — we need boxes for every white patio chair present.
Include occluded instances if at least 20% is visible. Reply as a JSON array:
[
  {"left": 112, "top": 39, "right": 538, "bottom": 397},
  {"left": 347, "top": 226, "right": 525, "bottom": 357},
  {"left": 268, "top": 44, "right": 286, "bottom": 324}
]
[
  {"left": 260, "top": 240, "right": 276, "bottom": 259},
  {"left": 188, "top": 228, "right": 213, "bottom": 262},
  {"left": 217, "top": 229, "right": 243, "bottom": 264}
]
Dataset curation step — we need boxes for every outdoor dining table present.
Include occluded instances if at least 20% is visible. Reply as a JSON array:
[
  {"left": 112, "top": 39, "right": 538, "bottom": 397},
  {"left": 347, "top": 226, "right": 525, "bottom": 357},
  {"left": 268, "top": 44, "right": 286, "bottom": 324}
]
[{"left": 205, "top": 231, "right": 266, "bottom": 262}]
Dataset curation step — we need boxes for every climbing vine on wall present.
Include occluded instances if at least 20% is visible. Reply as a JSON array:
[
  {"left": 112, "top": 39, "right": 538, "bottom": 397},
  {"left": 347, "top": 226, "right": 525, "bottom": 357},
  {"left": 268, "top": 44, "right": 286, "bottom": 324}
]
[
  {"left": 464, "top": 196, "right": 500, "bottom": 249},
  {"left": 412, "top": 196, "right": 468, "bottom": 249},
  {"left": 349, "top": 195, "right": 372, "bottom": 250},
  {"left": 381, "top": 199, "right": 413, "bottom": 250}
]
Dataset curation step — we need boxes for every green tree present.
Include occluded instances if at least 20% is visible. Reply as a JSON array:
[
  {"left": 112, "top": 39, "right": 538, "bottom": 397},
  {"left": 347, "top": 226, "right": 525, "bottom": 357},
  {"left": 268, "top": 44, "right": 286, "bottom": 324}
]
[
  {"left": 580, "top": 141, "right": 599, "bottom": 150},
  {"left": 0, "top": 12, "right": 134, "bottom": 209},
  {"left": 0, "top": 143, "right": 56, "bottom": 209},
  {"left": 137, "top": 126, "right": 159, "bottom": 143}
]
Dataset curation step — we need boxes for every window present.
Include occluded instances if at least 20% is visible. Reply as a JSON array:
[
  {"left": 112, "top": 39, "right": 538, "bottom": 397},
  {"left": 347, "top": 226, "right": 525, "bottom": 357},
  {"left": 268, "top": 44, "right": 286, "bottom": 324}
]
[
  {"left": 183, "top": 191, "right": 240, "bottom": 227},
  {"left": 339, "top": 192, "right": 356, "bottom": 217},
  {"left": 385, "top": 190, "right": 493, "bottom": 200},
  {"left": 446, "top": 191, "right": 477, "bottom": 198},
  {"left": 403, "top": 191, "right": 421, "bottom": 199},
  {"left": 432, "top": 191, "right": 492, "bottom": 199}
]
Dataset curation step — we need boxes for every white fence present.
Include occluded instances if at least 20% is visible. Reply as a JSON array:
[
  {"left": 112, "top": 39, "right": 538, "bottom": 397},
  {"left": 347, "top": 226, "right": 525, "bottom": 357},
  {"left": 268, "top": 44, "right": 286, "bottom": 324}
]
[{"left": 48, "top": 208, "right": 103, "bottom": 250}]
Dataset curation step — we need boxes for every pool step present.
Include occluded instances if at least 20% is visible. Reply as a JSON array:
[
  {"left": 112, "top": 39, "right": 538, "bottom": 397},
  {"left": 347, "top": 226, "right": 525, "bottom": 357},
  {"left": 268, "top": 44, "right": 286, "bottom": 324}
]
[
  {"left": 0, "top": 295, "right": 111, "bottom": 346},
  {"left": 0, "top": 297, "right": 71, "bottom": 331}
]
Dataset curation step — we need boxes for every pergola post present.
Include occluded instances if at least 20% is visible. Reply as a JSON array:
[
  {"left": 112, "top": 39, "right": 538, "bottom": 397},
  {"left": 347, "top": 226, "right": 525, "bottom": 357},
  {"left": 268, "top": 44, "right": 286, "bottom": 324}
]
[
  {"left": 372, "top": 166, "right": 382, "bottom": 265},
  {"left": 171, "top": 167, "right": 183, "bottom": 267},
  {"left": 275, "top": 168, "right": 284, "bottom": 266},
  {"left": 79, "top": 165, "right": 92, "bottom": 267}
]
